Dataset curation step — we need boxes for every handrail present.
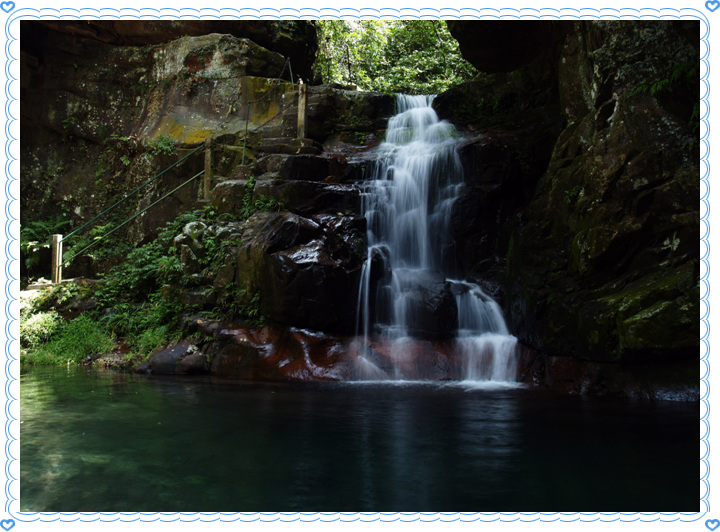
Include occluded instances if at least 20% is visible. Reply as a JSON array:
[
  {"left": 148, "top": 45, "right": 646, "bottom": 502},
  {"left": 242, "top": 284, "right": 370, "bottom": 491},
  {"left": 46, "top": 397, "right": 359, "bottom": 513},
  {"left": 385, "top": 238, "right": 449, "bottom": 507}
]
[
  {"left": 66, "top": 170, "right": 206, "bottom": 260},
  {"left": 51, "top": 55, "right": 300, "bottom": 282},
  {"left": 63, "top": 143, "right": 206, "bottom": 242}
]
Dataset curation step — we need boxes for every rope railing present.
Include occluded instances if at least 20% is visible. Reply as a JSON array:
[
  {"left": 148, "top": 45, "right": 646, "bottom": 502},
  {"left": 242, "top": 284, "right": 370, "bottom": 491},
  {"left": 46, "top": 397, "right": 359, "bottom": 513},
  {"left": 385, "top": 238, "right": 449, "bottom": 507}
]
[
  {"left": 50, "top": 144, "right": 207, "bottom": 283},
  {"left": 63, "top": 143, "right": 206, "bottom": 243},
  {"left": 49, "top": 57, "right": 305, "bottom": 284},
  {"left": 66, "top": 170, "right": 206, "bottom": 260}
]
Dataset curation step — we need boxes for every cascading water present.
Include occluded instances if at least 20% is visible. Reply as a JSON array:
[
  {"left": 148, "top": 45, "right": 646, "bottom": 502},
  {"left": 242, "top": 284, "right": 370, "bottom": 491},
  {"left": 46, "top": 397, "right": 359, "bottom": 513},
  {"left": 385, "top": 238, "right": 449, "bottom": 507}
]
[{"left": 354, "top": 94, "right": 518, "bottom": 383}]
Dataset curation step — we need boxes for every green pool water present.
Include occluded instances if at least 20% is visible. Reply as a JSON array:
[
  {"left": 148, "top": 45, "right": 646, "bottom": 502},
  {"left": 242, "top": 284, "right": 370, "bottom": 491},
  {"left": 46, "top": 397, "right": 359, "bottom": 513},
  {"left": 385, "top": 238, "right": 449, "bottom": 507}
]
[{"left": 20, "top": 366, "right": 698, "bottom": 513}]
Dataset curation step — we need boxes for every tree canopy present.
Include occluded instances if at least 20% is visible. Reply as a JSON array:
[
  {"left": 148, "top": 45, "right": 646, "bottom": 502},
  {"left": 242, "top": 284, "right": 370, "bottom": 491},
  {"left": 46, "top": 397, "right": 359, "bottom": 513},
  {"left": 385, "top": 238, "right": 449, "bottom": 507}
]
[{"left": 314, "top": 20, "right": 477, "bottom": 95}]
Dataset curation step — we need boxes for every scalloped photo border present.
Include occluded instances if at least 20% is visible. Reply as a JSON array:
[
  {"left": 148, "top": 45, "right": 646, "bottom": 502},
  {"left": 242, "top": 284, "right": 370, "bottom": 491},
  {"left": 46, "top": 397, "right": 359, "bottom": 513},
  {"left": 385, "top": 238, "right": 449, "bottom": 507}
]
[{"left": 2, "top": 6, "right": 710, "bottom": 526}]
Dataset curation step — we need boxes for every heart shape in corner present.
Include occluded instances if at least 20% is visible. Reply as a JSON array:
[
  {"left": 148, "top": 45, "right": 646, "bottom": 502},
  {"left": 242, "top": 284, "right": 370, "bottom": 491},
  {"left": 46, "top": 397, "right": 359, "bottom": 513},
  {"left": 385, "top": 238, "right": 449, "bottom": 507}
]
[
  {"left": 0, "top": 520, "right": 14, "bottom": 531},
  {"left": 706, "top": 519, "right": 720, "bottom": 531},
  {"left": 707, "top": 0, "right": 720, "bottom": 12},
  {"left": 0, "top": 2, "right": 14, "bottom": 13}
]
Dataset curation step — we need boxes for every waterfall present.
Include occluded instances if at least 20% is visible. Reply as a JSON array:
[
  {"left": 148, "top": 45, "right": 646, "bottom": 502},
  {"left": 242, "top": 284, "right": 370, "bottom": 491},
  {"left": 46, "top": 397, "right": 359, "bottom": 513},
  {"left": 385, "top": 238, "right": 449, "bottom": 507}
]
[{"left": 354, "top": 94, "right": 517, "bottom": 383}]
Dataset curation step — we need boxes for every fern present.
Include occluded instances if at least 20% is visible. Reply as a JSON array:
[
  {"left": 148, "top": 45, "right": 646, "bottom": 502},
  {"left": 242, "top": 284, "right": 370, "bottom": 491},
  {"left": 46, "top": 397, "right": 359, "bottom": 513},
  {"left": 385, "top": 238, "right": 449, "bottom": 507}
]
[{"left": 20, "top": 217, "right": 71, "bottom": 272}]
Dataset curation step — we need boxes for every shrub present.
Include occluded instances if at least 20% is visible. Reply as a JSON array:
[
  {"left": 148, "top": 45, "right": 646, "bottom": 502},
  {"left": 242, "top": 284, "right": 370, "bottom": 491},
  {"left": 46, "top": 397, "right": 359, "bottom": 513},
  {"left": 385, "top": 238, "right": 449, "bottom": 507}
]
[
  {"left": 20, "top": 310, "right": 61, "bottom": 348},
  {"left": 26, "top": 314, "right": 116, "bottom": 366}
]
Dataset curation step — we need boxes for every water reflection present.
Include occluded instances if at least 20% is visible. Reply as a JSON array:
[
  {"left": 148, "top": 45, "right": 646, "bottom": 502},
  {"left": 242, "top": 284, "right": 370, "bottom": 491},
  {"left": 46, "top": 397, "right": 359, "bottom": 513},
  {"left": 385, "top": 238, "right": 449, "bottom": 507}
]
[{"left": 20, "top": 367, "right": 698, "bottom": 512}]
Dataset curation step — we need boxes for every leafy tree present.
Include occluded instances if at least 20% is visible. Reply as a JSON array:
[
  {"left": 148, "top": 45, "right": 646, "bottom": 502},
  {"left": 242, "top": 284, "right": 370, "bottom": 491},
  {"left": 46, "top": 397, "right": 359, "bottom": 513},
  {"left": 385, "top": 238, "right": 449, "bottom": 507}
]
[{"left": 314, "top": 20, "right": 476, "bottom": 95}]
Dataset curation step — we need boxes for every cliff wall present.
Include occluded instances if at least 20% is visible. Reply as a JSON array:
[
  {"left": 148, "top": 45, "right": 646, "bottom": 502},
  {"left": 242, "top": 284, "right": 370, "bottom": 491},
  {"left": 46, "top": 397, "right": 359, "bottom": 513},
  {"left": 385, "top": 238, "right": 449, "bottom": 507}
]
[{"left": 439, "top": 20, "right": 699, "bottom": 394}]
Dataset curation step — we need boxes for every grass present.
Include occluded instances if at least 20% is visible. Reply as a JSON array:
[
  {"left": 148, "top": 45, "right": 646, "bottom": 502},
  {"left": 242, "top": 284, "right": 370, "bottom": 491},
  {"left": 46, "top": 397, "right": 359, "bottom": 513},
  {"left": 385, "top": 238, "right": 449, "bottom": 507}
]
[
  {"left": 20, "top": 310, "right": 61, "bottom": 349},
  {"left": 22, "top": 314, "right": 116, "bottom": 367}
]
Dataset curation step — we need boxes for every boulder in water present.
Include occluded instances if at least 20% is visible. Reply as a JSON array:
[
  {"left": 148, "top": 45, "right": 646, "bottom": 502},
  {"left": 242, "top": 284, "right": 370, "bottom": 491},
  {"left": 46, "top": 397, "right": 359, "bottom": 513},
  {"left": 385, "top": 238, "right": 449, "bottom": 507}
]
[{"left": 383, "top": 271, "right": 458, "bottom": 340}]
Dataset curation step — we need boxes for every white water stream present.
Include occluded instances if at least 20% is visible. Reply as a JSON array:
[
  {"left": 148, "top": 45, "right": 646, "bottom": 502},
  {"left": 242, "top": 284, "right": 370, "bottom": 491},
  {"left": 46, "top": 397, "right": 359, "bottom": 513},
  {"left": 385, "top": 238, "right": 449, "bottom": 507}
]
[{"left": 354, "top": 95, "right": 517, "bottom": 383}]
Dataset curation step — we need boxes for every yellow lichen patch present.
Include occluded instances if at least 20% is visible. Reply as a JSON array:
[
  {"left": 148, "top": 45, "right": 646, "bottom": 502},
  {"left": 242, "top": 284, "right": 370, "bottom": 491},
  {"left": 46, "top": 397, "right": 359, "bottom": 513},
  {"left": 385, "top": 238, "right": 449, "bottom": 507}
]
[
  {"left": 153, "top": 116, "right": 213, "bottom": 146},
  {"left": 241, "top": 76, "right": 294, "bottom": 127}
]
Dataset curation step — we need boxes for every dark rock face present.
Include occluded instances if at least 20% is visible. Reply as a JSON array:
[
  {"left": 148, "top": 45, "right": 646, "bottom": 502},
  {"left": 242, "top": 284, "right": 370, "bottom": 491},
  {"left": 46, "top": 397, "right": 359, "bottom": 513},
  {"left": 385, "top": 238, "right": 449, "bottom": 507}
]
[
  {"left": 23, "top": 21, "right": 318, "bottom": 81},
  {"left": 265, "top": 239, "right": 359, "bottom": 332},
  {"left": 446, "top": 21, "right": 555, "bottom": 73},
  {"left": 443, "top": 20, "right": 700, "bottom": 368},
  {"left": 253, "top": 180, "right": 361, "bottom": 216},
  {"left": 306, "top": 85, "right": 395, "bottom": 142}
]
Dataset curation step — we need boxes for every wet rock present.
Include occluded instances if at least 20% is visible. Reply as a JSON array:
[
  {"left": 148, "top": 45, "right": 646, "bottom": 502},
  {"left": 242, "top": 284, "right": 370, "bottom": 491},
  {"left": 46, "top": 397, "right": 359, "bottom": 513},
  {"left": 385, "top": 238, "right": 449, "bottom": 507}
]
[
  {"left": 133, "top": 361, "right": 151, "bottom": 375},
  {"left": 278, "top": 154, "right": 346, "bottom": 182},
  {"left": 148, "top": 341, "right": 200, "bottom": 375},
  {"left": 264, "top": 239, "right": 362, "bottom": 333},
  {"left": 207, "top": 340, "right": 262, "bottom": 379},
  {"left": 234, "top": 212, "right": 319, "bottom": 303},
  {"left": 312, "top": 214, "right": 367, "bottom": 268},
  {"left": 210, "top": 179, "right": 250, "bottom": 215},
  {"left": 204, "top": 324, "right": 349, "bottom": 381},
  {"left": 378, "top": 271, "right": 458, "bottom": 340},
  {"left": 228, "top": 210, "right": 366, "bottom": 333},
  {"left": 175, "top": 352, "right": 207, "bottom": 375},
  {"left": 198, "top": 323, "right": 470, "bottom": 382}
]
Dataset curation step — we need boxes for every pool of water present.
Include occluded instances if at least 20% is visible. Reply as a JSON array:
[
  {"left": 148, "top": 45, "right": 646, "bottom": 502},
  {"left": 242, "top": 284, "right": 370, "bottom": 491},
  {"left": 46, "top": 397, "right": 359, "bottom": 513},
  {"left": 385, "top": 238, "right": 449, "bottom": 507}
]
[{"left": 20, "top": 366, "right": 699, "bottom": 512}]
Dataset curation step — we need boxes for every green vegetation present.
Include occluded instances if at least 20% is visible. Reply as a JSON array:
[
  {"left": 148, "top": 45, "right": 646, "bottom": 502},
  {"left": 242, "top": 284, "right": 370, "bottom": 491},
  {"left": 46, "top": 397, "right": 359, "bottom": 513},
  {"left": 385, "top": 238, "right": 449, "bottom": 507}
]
[
  {"left": 96, "top": 133, "right": 176, "bottom": 180},
  {"left": 22, "top": 314, "right": 116, "bottom": 367},
  {"left": 240, "top": 175, "right": 286, "bottom": 217},
  {"left": 20, "top": 216, "right": 71, "bottom": 282},
  {"left": 145, "top": 134, "right": 177, "bottom": 157},
  {"left": 565, "top": 185, "right": 584, "bottom": 207},
  {"left": 224, "top": 286, "right": 264, "bottom": 327},
  {"left": 20, "top": 204, "right": 270, "bottom": 368},
  {"left": 61, "top": 219, "right": 133, "bottom": 268},
  {"left": 315, "top": 20, "right": 477, "bottom": 95},
  {"left": 627, "top": 61, "right": 698, "bottom": 99}
]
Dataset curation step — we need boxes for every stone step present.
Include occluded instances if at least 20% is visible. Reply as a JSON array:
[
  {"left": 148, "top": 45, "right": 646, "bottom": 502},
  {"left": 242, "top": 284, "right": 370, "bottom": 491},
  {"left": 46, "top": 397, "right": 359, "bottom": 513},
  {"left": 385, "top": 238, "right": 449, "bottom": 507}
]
[
  {"left": 259, "top": 137, "right": 296, "bottom": 147},
  {"left": 256, "top": 154, "right": 289, "bottom": 174},
  {"left": 221, "top": 145, "right": 248, "bottom": 152},
  {"left": 256, "top": 172, "right": 280, "bottom": 182},
  {"left": 256, "top": 137, "right": 323, "bottom": 156},
  {"left": 253, "top": 179, "right": 360, "bottom": 216},
  {"left": 209, "top": 179, "right": 250, "bottom": 215}
]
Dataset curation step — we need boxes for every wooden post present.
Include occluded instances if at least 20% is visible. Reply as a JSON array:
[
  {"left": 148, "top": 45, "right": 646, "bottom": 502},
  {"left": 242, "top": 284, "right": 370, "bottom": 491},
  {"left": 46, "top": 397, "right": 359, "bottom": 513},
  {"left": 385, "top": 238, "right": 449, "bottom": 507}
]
[
  {"left": 297, "top": 79, "right": 307, "bottom": 139},
  {"left": 51, "top": 234, "right": 62, "bottom": 284},
  {"left": 204, "top": 138, "right": 212, "bottom": 200}
]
